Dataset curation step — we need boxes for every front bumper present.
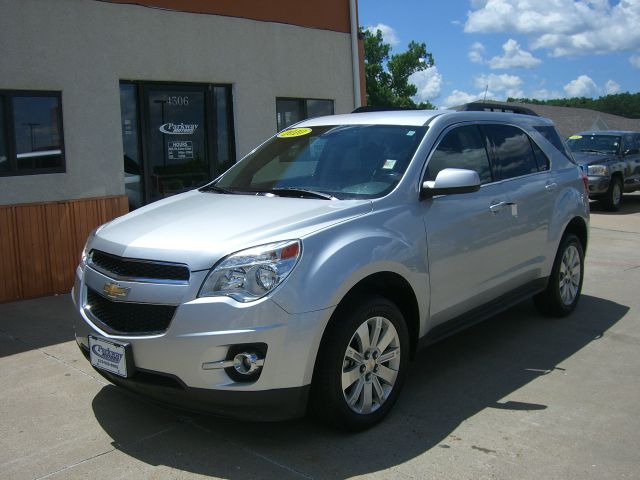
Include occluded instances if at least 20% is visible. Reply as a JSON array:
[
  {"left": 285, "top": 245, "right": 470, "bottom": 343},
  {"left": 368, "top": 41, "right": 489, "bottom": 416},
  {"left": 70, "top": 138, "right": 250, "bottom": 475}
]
[
  {"left": 587, "top": 176, "right": 610, "bottom": 196},
  {"left": 78, "top": 344, "right": 309, "bottom": 420},
  {"left": 73, "top": 265, "right": 332, "bottom": 420}
]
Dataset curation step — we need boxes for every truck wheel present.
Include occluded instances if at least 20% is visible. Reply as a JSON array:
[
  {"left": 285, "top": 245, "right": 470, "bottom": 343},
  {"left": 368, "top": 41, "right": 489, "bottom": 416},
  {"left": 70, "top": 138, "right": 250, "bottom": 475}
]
[
  {"left": 601, "top": 176, "right": 623, "bottom": 211},
  {"left": 310, "top": 296, "right": 409, "bottom": 430},
  {"left": 534, "top": 234, "right": 584, "bottom": 317}
]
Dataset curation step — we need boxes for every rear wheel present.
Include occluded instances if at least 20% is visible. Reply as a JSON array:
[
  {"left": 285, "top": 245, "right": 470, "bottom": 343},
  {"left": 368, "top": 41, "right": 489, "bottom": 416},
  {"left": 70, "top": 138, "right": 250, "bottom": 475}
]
[
  {"left": 310, "top": 296, "right": 409, "bottom": 430},
  {"left": 600, "top": 176, "right": 623, "bottom": 211},
  {"left": 534, "top": 233, "right": 584, "bottom": 317}
]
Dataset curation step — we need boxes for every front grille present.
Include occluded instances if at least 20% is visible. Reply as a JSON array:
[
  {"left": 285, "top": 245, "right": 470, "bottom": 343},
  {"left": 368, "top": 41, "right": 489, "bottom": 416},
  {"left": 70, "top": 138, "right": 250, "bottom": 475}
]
[
  {"left": 89, "top": 250, "right": 190, "bottom": 283},
  {"left": 86, "top": 287, "right": 176, "bottom": 334}
]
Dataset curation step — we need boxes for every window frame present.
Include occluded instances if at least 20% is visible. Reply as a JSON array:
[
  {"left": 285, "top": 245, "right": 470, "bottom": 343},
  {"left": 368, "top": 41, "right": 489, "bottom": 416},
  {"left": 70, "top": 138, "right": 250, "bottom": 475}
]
[
  {"left": 0, "top": 89, "right": 66, "bottom": 177},
  {"left": 275, "top": 97, "right": 334, "bottom": 132}
]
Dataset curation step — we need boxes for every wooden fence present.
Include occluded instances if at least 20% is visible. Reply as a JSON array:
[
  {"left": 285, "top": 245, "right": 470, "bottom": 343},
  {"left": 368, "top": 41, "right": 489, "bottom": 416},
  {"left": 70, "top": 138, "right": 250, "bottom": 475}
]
[{"left": 0, "top": 195, "right": 128, "bottom": 303}]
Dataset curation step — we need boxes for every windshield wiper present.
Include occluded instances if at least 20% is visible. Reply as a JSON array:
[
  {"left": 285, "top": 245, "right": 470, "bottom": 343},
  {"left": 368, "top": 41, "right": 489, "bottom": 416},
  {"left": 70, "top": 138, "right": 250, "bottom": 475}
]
[
  {"left": 200, "top": 184, "right": 236, "bottom": 194},
  {"left": 580, "top": 149, "right": 608, "bottom": 154},
  {"left": 263, "top": 188, "right": 337, "bottom": 200}
]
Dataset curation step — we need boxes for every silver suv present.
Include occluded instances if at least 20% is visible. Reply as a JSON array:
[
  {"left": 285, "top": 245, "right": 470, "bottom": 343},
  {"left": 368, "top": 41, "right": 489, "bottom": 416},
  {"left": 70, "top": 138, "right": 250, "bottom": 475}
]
[{"left": 73, "top": 109, "right": 589, "bottom": 430}]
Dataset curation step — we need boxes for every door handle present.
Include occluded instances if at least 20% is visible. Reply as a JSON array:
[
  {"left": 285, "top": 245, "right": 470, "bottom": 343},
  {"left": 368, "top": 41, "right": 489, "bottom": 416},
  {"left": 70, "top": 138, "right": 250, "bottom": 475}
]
[
  {"left": 545, "top": 182, "right": 558, "bottom": 192},
  {"left": 489, "top": 201, "right": 513, "bottom": 212}
]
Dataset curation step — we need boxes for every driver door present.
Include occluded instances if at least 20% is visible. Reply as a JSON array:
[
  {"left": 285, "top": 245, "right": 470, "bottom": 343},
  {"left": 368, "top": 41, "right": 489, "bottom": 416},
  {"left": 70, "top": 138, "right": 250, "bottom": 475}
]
[{"left": 422, "top": 124, "right": 513, "bottom": 325}]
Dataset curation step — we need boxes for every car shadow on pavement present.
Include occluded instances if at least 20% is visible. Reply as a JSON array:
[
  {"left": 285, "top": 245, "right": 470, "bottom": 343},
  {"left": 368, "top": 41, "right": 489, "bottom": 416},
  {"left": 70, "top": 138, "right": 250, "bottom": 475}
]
[
  {"left": 91, "top": 294, "right": 627, "bottom": 479},
  {"left": 590, "top": 192, "right": 640, "bottom": 215}
]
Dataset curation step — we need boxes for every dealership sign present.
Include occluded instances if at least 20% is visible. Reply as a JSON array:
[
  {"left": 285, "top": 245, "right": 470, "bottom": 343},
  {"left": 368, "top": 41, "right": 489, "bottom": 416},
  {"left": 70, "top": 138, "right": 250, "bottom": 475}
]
[{"left": 159, "top": 122, "right": 199, "bottom": 135}]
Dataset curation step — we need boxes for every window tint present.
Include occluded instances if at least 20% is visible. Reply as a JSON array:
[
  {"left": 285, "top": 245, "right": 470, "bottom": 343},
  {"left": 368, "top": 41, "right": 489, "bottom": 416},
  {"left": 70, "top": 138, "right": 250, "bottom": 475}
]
[
  {"left": 0, "top": 101, "right": 7, "bottom": 172},
  {"left": 530, "top": 139, "right": 549, "bottom": 171},
  {"left": 425, "top": 125, "right": 492, "bottom": 184},
  {"left": 487, "top": 125, "right": 538, "bottom": 180},
  {"left": 623, "top": 134, "right": 640, "bottom": 155},
  {"left": 0, "top": 91, "right": 65, "bottom": 175},
  {"left": 276, "top": 98, "right": 334, "bottom": 131},
  {"left": 534, "top": 125, "right": 573, "bottom": 162}
]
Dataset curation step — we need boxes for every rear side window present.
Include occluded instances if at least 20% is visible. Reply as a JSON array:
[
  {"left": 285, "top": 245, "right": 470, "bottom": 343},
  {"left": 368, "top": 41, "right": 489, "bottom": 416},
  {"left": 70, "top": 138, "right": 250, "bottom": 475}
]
[
  {"left": 486, "top": 124, "right": 539, "bottom": 180},
  {"left": 530, "top": 140, "right": 550, "bottom": 171},
  {"left": 534, "top": 125, "right": 573, "bottom": 162},
  {"left": 425, "top": 125, "right": 492, "bottom": 184}
]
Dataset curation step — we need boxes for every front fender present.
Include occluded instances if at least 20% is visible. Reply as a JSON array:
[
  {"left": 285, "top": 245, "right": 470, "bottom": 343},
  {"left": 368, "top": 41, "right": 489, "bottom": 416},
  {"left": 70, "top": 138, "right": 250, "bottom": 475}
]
[{"left": 272, "top": 205, "right": 430, "bottom": 321}]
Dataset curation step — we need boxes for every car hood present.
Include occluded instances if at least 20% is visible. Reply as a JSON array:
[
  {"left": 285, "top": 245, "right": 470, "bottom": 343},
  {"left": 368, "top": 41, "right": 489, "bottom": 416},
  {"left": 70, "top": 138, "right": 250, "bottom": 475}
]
[
  {"left": 571, "top": 151, "right": 617, "bottom": 166},
  {"left": 89, "top": 190, "right": 372, "bottom": 270}
]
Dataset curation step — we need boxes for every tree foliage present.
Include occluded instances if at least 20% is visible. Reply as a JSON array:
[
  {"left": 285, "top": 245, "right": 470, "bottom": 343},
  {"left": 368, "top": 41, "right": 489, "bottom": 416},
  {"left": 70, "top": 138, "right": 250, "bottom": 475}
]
[
  {"left": 507, "top": 92, "right": 640, "bottom": 119},
  {"left": 362, "top": 28, "right": 436, "bottom": 109}
]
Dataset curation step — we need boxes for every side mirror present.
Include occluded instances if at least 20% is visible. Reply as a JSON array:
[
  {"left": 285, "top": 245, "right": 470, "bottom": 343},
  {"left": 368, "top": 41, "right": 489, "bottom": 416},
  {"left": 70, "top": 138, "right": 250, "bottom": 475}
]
[{"left": 420, "top": 168, "right": 481, "bottom": 199}]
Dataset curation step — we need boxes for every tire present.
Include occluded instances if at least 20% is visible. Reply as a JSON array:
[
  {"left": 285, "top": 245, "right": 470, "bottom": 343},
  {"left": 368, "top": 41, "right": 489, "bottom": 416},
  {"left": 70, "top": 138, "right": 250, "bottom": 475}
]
[
  {"left": 600, "top": 176, "right": 623, "bottom": 211},
  {"left": 310, "top": 296, "right": 410, "bottom": 431},
  {"left": 534, "top": 234, "right": 584, "bottom": 317}
]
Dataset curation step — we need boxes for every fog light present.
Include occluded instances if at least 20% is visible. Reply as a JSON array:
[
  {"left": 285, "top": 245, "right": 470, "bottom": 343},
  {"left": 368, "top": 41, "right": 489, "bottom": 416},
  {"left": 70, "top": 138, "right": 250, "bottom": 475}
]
[{"left": 233, "top": 352, "right": 263, "bottom": 375}]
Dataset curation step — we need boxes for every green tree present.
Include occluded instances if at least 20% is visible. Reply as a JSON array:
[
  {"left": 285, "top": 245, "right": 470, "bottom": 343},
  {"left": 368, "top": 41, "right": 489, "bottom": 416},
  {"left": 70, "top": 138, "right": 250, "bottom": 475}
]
[
  {"left": 362, "top": 28, "right": 436, "bottom": 109},
  {"left": 507, "top": 92, "right": 640, "bottom": 119}
]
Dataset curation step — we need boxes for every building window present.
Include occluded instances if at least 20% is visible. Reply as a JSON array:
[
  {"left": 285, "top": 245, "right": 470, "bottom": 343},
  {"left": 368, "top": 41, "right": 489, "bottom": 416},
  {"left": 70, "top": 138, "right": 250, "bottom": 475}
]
[
  {"left": 0, "top": 91, "right": 65, "bottom": 176},
  {"left": 119, "top": 81, "right": 235, "bottom": 208},
  {"left": 276, "top": 98, "right": 334, "bottom": 132}
]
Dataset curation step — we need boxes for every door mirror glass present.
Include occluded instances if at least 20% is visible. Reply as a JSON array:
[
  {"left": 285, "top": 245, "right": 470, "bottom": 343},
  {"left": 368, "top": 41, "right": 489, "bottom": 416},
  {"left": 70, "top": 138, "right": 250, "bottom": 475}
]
[{"left": 421, "top": 168, "right": 481, "bottom": 199}]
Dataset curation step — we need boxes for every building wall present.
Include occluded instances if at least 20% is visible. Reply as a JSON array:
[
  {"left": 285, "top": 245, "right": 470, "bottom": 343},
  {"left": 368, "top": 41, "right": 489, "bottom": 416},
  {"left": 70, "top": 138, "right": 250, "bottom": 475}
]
[{"left": 0, "top": 0, "right": 355, "bottom": 205}]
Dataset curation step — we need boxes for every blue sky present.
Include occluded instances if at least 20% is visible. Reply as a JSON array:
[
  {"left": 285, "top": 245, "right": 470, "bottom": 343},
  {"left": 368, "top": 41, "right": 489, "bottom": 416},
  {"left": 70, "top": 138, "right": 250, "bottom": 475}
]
[{"left": 359, "top": 0, "right": 640, "bottom": 108}]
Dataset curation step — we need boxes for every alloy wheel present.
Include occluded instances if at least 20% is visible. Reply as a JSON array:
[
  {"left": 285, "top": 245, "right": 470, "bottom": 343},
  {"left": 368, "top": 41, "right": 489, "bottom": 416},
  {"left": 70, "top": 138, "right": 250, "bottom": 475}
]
[{"left": 341, "top": 316, "right": 401, "bottom": 414}]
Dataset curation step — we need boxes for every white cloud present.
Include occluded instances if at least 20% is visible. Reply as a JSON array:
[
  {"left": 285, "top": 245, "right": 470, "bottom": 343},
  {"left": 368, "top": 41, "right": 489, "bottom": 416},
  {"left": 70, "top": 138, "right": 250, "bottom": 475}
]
[
  {"left": 365, "top": 23, "right": 400, "bottom": 47},
  {"left": 474, "top": 73, "right": 524, "bottom": 98},
  {"left": 440, "top": 89, "right": 498, "bottom": 108},
  {"left": 563, "top": 74, "right": 599, "bottom": 97},
  {"left": 488, "top": 39, "right": 542, "bottom": 69},
  {"left": 468, "top": 42, "right": 485, "bottom": 63},
  {"left": 630, "top": 55, "right": 640, "bottom": 68},
  {"left": 530, "top": 89, "right": 563, "bottom": 100},
  {"left": 465, "top": 0, "right": 640, "bottom": 57},
  {"left": 604, "top": 79, "right": 620, "bottom": 95},
  {"left": 409, "top": 66, "right": 443, "bottom": 102}
]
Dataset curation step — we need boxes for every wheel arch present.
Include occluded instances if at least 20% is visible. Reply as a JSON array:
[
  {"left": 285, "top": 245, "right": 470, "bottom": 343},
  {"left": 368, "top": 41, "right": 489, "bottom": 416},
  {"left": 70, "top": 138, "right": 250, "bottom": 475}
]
[
  {"left": 563, "top": 216, "right": 588, "bottom": 254},
  {"left": 313, "top": 271, "right": 421, "bottom": 381}
]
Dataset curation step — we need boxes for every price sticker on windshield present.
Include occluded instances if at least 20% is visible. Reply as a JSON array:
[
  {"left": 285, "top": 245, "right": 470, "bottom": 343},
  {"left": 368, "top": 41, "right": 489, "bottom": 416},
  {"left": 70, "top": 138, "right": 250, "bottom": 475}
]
[{"left": 278, "top": 128, "right": 312, "bottom": 138}]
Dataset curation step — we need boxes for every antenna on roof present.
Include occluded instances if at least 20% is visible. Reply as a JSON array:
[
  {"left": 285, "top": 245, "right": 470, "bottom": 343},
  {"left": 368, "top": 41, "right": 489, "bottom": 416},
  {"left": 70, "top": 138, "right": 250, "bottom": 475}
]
[{"left": 483, "top": 84, "right": 488, "bottom": 102}]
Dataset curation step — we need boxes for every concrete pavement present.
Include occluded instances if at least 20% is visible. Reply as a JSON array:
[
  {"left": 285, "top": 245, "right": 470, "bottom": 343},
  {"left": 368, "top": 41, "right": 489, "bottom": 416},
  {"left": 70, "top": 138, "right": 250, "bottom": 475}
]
[{"left": 1, "top": 194, "right": 639, "bottom": 480}]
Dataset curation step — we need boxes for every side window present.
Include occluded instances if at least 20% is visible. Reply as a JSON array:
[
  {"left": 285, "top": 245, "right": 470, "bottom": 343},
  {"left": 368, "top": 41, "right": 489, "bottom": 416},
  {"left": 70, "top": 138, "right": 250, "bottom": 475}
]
[
  {"left": 624, "top": 134, "right": 640, "bottom": 155},
  {"left": 530, "top": 139, "right": 550, "bottom": 171},
  {"left": 487, "top": 124, "right": 539, "bottom": 180},
  {"left": 534, "top": 125, "right": 573, "bottom": 162},
  {"left": 425, "top": 125, "right": 492, "bottom": 184}
]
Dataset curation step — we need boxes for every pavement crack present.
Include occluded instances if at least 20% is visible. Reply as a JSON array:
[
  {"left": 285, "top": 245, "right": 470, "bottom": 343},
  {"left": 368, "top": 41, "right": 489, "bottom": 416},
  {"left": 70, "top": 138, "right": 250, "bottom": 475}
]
[
  {"left": 32, "top": 447, "right": 116, "bottom": 480},
  {"left": 590, "top": 226, "right": 640, "bottom": 235}
]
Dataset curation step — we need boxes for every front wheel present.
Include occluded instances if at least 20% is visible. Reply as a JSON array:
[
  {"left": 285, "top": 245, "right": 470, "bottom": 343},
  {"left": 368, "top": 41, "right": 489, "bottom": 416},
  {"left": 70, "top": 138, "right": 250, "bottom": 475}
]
[
  {"left": 310, "top": 296, "right": 409, "bottom": 430},
  {"left": 601, "top": 176, "right": 623, "bottom": 211},
  {"left": 534, "top": 234, "right": 584, "bottom": 317}
]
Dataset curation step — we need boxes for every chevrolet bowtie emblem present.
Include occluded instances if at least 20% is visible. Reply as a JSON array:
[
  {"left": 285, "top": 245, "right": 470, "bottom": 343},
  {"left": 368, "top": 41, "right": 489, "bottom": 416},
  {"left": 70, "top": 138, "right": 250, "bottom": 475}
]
[{"left": 103, "top": 282, "right": 130, "bottom": 299}]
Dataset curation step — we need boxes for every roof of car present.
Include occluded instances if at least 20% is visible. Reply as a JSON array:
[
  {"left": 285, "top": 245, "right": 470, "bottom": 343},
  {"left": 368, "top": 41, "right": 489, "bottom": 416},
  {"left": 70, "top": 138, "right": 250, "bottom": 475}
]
[{"left": 295, "top": 109, "right": 556, "bottom": 128}]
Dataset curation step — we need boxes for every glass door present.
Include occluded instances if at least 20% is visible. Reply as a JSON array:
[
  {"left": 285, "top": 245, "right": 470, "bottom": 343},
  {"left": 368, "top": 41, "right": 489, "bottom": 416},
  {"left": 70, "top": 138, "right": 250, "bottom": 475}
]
[{"left": 144, "top": 84, "right": 209, "bottom": 201}]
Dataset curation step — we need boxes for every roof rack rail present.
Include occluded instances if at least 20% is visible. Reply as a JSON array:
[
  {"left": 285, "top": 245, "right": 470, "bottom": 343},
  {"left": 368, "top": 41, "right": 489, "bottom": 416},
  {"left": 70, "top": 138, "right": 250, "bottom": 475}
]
[
  {"left": 458, "top": 102, "right": 539, "bottom": 117},
  {"left": 351, "top": 106, "right": 427, "bottom": 113}
]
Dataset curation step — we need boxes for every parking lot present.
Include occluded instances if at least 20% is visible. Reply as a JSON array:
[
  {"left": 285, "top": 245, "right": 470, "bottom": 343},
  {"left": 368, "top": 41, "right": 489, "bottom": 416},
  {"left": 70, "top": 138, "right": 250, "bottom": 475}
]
[{"left": 1, "top": 194, "right": 639, "bottom": 480}]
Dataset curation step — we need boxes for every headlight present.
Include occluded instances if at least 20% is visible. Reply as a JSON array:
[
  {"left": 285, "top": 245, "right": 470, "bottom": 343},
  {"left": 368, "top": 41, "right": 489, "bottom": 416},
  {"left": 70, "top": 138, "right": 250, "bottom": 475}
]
[
  {"left": 198, "top": 240, "right": 301, "bottom": 302},
  {"left": 587, "top": 165, "right": 609, "bottom": 176},
  {"left": 80, "top": 228, "right": 98, "bottom": 264}
]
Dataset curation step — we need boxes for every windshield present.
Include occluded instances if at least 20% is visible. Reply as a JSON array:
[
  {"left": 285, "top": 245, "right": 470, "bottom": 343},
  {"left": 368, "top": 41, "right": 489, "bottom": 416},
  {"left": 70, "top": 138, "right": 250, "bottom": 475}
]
[
  {"left": 566, "top": 134, "right": 621, "bottom": 155},
  {"left": 210, "top": 124, "right": 427, "bottom": 200}
]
